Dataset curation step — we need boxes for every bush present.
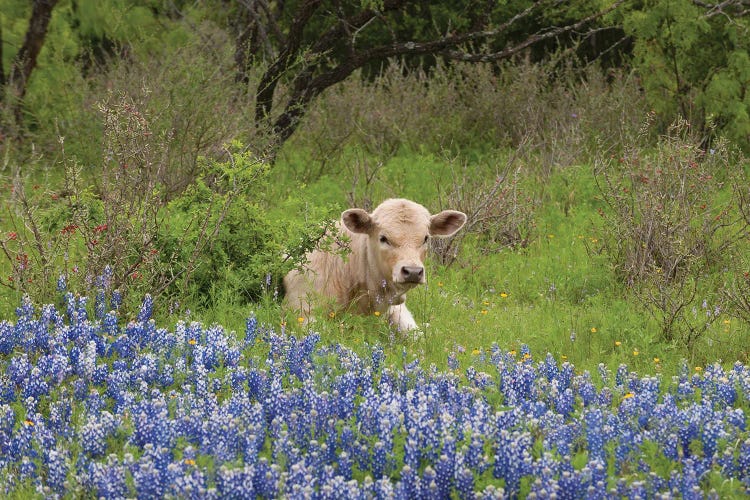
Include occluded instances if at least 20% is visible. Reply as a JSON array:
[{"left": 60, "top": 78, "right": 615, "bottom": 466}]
[
  {"left": 156, "top": 145, "right": 340, "bottom": 308},
  {"left": 431, "top": 152, "right": 537, "bottom": 266},
  {"left": 0, "top": 93, "right": 168, "bottom": 310},
  {"left": 595, "top": 117, "right": 749, "bottom": 347},
  {"left": 286, "top": 59, "right": 648, "bottom": 182}
]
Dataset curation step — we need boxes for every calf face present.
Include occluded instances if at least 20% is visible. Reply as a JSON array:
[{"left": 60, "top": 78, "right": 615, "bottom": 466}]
[{"left": 342, "top": 199, "right": 467, "bottom": 294}]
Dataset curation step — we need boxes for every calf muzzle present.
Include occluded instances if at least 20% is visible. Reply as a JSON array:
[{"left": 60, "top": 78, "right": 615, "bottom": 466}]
[{"left": 400, "top": 265, "right": 425, "bottom": 283}]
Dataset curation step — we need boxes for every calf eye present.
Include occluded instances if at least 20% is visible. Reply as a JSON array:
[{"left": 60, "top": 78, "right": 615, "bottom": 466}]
[
  {"left": 379, "top": 235, "right": 390, "bottom": 245},
  {"left": 423, "top": 235, "right": 429, "bottom": 244}
]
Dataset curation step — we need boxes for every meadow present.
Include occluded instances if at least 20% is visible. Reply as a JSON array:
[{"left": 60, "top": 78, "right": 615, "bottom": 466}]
[{"left": 1, "top": 37, "right": 750, "bottom": 498}]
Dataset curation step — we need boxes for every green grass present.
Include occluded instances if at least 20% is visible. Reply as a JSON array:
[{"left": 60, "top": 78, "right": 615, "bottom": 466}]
[
  {"left": 2, "top": 147, "right": 747, "bottom": 380},
  {"left": 178, "top": 158, "right": 750, "bottom": 381}
]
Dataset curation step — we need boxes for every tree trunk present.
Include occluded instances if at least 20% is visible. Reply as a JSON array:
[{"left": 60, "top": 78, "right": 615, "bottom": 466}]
[{"left": 2, "top": 0, "right": 60, "bottom": 111}]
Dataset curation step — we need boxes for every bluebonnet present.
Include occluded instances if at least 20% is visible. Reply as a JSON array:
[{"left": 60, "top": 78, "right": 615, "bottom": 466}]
[{"left": 0, "top": 292, "right": 749, "bottom": 498}]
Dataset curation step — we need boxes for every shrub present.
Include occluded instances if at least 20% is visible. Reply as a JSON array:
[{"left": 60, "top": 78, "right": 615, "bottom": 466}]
[
  {"left": 431, "top": 152, "right": 537, "bottom": 266},
  {"left": 286, "top": 58, "right": 648, "bottom": 182},
  {"left": 595, "top": 117, "right": 748, "bottom": 347},
  {"left": 0, "top": 95, "right": 324, "bottom": 316},
  {"left": 156, "top": 144, "right": 341, "bottom": 307},
  {"left": 0, "top": 93, "right": 168, "bottom": 310}
]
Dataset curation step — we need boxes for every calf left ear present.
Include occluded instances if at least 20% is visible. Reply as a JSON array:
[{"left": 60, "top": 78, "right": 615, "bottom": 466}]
[
  {"left": 342, "top": 208, "right": 374, "bottom": 234},
  {"left": 429, "top": 210, "right": 467, "bottom": 237}
]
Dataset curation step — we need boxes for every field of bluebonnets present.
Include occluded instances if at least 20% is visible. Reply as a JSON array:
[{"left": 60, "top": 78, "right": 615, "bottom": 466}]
[{"left": 1, "top": 268, "right": 749, "bottom": 497}]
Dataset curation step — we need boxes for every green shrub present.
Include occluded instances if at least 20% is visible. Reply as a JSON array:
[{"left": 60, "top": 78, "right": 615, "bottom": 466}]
[
  {"left": 156, "top": 145, "right": 340, "bottom": 308},
  {"left": 624, "top": 0, "right": 750, "bottom": 149}
]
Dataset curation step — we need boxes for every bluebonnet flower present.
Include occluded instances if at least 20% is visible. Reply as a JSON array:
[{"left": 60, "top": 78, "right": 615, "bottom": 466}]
[
  {"left": 137, "top": 294, "right": 154, "bottom": 323},
  {"left": 217, "top": 464, "right": 255, "bottom": 498},
  {"left": 7, "top": 354, "right": 31, "bottom": 386},
  {"left": 56, "top": 274, "right": 67, "bottom": 292},
  {"left": 80, "top": 411, "right": 118, "bottom": 457},
  {"left": 448, "top": 352, "right": 459, "bottom": 371},
  {"left": 88, "top": 454, "right": 129, "bottom": 500},
  {"left": 22, "top": 367, "right": 49, "bottom": 399},
  {"left": 253, "top": 458, "right": 280, "bottom": 499},
  {"left": 45, "top": 447, "right": 69, "bottom": 494},
  {"left": 584, "top": 409, "right": 605, "bottom": 462},
  {"left": 94, "top": 289, "right": 106, "bottom": 321},
  {"left": 1, "top": 292, "right": 750, "bottom": 497},
  {"left": 245, "top": 314, "right": 258, "bottom": 347},
  {"left": 110, "top": 289, "right": 122, "bottom": 311}
]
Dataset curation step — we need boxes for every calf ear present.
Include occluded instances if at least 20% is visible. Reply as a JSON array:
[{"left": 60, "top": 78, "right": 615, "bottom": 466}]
[
  {"left": 429, "top": 210, "right": 467, "bottom": 238},
  {"left": 342, "top": 208, "right": 374, "bottom": 234}
]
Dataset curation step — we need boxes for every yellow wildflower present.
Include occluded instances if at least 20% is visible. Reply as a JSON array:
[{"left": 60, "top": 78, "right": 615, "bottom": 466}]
[
  {"left": 590, "top": 327, "right": 597, "bottom": 333},
  {"left": 297, "top": 316, "right": 305, "bottom": 324},
  {"left": 188, "top": 339, "right": 196, "bottom": 345},
  {"left": 500, "top": 292, "right": 508, "bottom": 298},
  {"left": 184, "top": 459, "right": 196, "bottom": 466},
  {"left": 623, "top": 393, "right": 634, "bottom": 399},
  {"left": 614, "top": 341, "right": 622, "bottom": 347}
]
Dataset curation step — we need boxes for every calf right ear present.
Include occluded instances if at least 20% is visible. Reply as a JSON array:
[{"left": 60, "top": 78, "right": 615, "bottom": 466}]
[{"left": 342, "top": 208, "right": 374, "bottom": 234}]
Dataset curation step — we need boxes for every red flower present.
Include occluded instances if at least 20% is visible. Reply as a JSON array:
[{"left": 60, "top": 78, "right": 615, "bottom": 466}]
[{"left": 61, "top": 224, "right": 79, "bottom": 235}]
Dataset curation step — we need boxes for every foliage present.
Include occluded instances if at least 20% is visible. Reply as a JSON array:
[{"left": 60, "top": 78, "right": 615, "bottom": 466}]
[
  {"left": 289, "top": 59, "right": 648, "bottom": 180},
  {"left": 595, "top": 117, "right": 749, "bottom": 347},
  {"left": 0, "top": 92, "right": 169, "bottom": 310},
  {"left": 0, "top": 292, "right": 749, "bottom": 497},
  {"left": 0, "top": 95, "right": 327, "bottom": 316},
  {"left": 624, "top": 0, "right": 750, "bottom": 149},
  {"left": 156, "top": 145, "right": 340, "bottom": 307}
]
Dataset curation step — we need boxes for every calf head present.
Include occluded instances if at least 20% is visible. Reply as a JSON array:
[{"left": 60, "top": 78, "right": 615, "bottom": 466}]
[{"left": 342, "top": 199, "right": 467, "bottom": 291}]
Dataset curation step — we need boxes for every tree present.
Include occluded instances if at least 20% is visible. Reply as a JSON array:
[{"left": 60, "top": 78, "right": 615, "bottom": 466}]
[
  {"left": 0, "top": 0, "right": 60, "bottom": 126},
  {"left": 624, "top": 0, "right": 750, "bottom": 148},
  {"left": 232, "top": 0, "right": 626, "bottom": 161}
]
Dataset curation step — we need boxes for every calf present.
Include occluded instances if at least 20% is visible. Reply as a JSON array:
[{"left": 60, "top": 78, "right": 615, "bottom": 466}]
[{"left": 284, "top": 198, "right": 466, "bottom": 331}]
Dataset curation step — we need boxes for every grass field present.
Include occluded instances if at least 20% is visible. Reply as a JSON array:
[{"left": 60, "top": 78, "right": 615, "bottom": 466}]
[{"left": 187, "top": 156, "right": 749, "bottom": 381}]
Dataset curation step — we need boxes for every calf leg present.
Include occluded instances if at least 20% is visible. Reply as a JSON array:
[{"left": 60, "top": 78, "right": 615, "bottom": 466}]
[{"left": 388, "top": 303, "right": 418, "bottom": 331}]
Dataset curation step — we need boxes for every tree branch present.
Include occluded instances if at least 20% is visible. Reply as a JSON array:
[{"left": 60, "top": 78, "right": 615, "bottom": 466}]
[
  {"left": 255, "top": 0, "right": 322, "bottom": 125},
  {"left": 264, "top": 0, "right": 625, "bottom": 160}
]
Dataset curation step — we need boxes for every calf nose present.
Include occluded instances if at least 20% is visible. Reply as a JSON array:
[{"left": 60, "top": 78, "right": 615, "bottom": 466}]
[{"left": 401, "top": 266, "right": 424, "bottom": 283}]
